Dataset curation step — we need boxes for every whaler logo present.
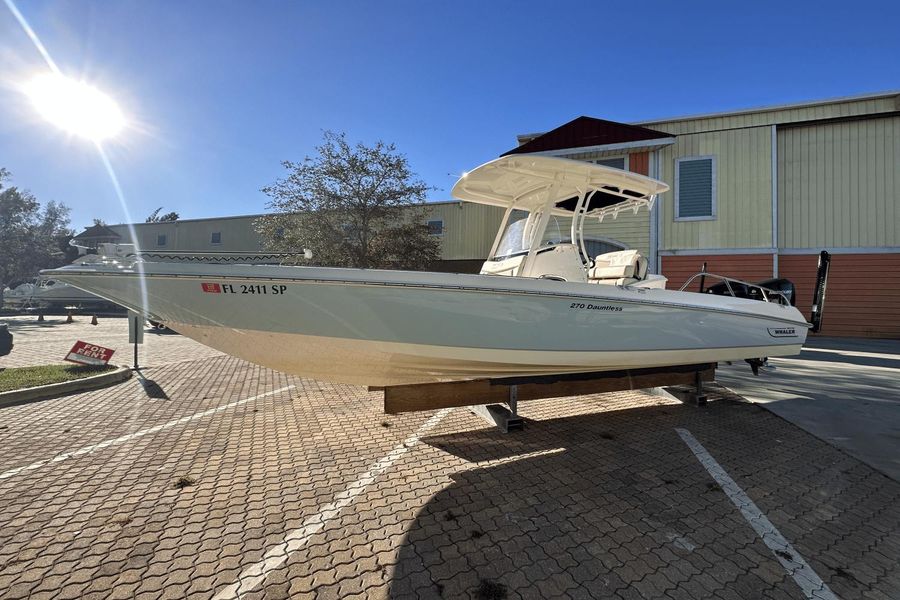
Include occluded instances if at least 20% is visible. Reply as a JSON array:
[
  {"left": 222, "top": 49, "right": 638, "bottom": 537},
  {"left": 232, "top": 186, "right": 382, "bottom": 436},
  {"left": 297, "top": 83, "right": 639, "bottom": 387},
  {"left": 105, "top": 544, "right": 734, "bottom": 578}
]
[
  {"left": 768, "top": 327, "right": 798, "bottom": 338},
  {"left": 201, "top": 282, "right": 222, "bottom": 293}
]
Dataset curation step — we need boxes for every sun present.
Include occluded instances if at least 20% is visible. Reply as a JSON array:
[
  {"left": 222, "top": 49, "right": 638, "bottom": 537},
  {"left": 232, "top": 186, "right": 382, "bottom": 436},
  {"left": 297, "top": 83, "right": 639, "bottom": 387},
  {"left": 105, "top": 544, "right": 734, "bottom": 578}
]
[{"left": 24, "top": 73, "right": 125, "bottom": 141}]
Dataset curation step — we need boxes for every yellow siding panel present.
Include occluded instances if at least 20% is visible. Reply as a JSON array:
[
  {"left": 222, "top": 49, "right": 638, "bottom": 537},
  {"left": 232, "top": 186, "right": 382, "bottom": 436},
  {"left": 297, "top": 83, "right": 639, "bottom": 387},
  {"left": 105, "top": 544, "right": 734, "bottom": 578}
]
[
  {"left": 109, "top": 216, "right": 266, "bottom": 252},
  {"left": 583, "top": 211, "right": 651, "bottom": 256},
  {"left": 424, "top": 202, "right": 505, "bottom": 260},
  {"left": 778, "top": 116, "right": 900, "bottom": 248},
  {"left": 659, "top": 127, "right": 773, "bottom": 250},
  {"left": 646, "top": 95, "right": 897, "bottom": 136}
]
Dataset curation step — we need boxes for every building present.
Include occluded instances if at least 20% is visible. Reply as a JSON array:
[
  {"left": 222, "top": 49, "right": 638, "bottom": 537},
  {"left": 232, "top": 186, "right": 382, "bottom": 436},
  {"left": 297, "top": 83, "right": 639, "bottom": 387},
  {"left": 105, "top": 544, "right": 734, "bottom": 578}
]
[
  {"left": 103, "top": 214, "right": 267, "bottom": 254},
  {"left": 509, "top": 91, "right": 900, "bottom": 338},
  {"left": 99, "top": 202, "right": 506, "bottom": 273}
]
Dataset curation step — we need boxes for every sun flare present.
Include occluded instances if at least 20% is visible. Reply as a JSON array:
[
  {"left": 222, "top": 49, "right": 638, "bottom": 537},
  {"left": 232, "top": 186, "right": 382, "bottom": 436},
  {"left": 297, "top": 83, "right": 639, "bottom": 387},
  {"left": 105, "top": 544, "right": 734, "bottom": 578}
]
[{"left": 24, "top": 73, "right": 125, "bottom": 141}]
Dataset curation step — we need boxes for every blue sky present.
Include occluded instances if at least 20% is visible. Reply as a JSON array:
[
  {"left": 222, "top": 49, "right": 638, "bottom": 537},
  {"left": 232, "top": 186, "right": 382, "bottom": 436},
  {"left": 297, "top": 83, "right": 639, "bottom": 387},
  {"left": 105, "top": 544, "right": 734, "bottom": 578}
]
[{"left": 1, "top": 0, "right": 898, "bottom": 230}]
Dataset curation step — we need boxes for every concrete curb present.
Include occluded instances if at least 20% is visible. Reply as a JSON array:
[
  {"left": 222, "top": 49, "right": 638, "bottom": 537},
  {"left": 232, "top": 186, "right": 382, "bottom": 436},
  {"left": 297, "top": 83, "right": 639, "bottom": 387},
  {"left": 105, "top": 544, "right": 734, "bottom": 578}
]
[{"left": 0, "top": 365, "right": 133, "bottom": 408}]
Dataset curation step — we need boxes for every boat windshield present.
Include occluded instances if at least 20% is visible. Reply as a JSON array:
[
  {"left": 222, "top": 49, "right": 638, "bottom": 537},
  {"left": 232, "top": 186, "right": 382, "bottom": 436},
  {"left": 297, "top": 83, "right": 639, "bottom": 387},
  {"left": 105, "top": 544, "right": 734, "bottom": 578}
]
[
  {"left": 493, "top": 212, "right": 580, "bottom": 261},
  {"left": 540, "top": 215, "right": 571, "bottom": 247},
  {"left": 492, "top": 213, "right": 529, "bottom": 260}
]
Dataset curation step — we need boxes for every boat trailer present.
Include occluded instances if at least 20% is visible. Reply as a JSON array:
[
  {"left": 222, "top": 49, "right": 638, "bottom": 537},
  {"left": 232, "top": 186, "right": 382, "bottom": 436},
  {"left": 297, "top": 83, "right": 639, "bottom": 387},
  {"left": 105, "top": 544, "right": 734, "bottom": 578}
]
[{"left": 377, "top": 363, "right": 715, "bottom": 433}]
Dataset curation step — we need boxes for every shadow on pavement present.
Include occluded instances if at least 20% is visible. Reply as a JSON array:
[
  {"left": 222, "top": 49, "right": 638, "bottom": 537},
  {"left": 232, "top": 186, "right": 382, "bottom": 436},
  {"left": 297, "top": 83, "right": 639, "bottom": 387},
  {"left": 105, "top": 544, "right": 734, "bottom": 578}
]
[
  {"left": 134, "top": 370, "right": 170, "bottom": 400},
  {"left": 391, "top": 398, "right": 900, "bottom": 599}
]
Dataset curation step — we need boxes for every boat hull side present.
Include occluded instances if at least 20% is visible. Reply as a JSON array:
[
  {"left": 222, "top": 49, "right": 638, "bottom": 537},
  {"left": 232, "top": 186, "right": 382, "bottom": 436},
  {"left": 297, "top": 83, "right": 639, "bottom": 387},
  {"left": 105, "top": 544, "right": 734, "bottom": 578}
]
[
  {"left": 47, "top": 269, "right": 809, "bottom": 386},
  {"left": 171, "top": 323, "right": 801, "bottom": 386}
]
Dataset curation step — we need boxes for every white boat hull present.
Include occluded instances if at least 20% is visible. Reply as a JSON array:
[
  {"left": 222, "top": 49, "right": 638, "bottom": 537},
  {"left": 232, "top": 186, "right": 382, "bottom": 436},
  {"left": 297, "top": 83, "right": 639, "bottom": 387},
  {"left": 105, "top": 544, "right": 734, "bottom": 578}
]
[{"left": 45, "top": 263, "right": 809, "bottom": 386}]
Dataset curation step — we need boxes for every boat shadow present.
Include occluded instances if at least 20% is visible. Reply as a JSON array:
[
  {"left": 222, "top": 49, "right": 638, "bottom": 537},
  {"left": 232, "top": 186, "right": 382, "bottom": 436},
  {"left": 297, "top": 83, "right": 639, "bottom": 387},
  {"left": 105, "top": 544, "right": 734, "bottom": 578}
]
[{"left": 386, "top": 397, "right": 867, "bottom": 599}]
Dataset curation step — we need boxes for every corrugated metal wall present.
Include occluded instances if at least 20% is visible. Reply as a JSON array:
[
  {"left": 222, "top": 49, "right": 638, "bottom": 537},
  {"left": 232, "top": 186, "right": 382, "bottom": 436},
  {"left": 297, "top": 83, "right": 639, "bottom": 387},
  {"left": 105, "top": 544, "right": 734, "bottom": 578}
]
[
  {"left": 642, "top": 95, "right": 898, "bottom": 135},
  {"left": 109, "top": 216, "right": 266, "bottom": 252},
  {"left": 778, "top": 115, "right": 900, "bottom": 248},
  {"left": 424, "top": 202, "right": 505, "bottom": 260},
  {"left": 658, "top": 127, "right": 773, "bottom": 250},
  {"left": 582, "top": 213, "right": 650, "bottom": 256}
]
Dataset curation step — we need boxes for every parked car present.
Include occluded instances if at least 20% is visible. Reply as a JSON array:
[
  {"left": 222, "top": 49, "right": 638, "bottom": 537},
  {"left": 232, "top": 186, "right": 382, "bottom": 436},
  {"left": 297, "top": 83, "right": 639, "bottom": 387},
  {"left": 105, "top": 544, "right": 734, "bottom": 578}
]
[{"left": 0, "top": 323, "right": 12, "bottom": 357}]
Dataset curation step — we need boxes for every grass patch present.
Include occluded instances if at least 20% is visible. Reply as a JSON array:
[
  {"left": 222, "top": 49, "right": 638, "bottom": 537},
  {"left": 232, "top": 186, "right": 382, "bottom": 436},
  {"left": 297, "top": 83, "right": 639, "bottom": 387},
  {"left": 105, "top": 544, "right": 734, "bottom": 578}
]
[{"left": 0, "top": 364, "right": 116, "bottom": 393}]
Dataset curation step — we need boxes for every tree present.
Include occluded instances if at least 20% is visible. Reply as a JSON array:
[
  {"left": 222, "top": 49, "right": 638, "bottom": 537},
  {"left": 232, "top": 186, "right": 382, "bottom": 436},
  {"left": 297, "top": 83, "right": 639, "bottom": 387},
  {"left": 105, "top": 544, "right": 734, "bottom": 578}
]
[
  {"left": 92, "top": 218, "right": 107, "bottom": 226},
  {"left": 257, "top": 131, "right": 441, "bottom": 270},
  {"left": 146, "top": 207, "right": 179, "bottom": 222},
  {"left": 0, "top": 169, "right": 74, "bottom": 288}
]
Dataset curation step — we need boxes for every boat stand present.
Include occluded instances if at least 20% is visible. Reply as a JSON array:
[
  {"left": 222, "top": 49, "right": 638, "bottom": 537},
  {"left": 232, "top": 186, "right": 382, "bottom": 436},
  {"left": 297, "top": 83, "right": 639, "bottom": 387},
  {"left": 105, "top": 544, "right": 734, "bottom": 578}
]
[
  {"left": 380, "top": 363, "right": 716, "bottom": 432},
  {"left": 656, "top": 369, "right": 708, "bottom": 406},
  {"left": 469, "top": 385, "right": 524, "bottom": 433}
]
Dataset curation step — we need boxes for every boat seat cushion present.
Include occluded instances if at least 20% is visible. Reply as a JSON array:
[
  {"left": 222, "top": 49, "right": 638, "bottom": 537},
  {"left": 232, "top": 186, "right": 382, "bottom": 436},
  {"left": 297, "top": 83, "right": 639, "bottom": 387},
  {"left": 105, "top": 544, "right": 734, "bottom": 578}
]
[
  {"left": 589, "top": 263, "right": 636, "bottom": 279},
  {"left": 588, "top": 249, "right": 646, "bottom": 281}
]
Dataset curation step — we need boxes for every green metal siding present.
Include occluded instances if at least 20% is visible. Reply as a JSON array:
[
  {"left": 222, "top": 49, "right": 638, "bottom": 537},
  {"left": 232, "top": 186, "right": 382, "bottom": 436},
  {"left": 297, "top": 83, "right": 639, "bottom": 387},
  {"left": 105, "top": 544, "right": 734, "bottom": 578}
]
[
  {"left": 424, "top": 202, "right": 505, "bottom": 260},
  {"left": 109, "top": 216, "right": 266, "bottom": 253},
  {"left": 660, "top": 127, "right": 773, "bottom": 250},
  {"left": 643, "top": 95, "right": 898, "bottom": 136},
  {"left": 778, "top": 115, "right": 900, "bottom": 248}
]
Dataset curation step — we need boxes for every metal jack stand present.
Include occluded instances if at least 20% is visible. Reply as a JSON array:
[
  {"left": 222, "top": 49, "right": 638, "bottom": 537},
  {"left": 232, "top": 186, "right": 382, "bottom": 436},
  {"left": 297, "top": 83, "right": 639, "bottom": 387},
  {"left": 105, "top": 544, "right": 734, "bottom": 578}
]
[
  {"left": 470, "top": 385, "right": 524, "bottom": 433},
  {"left": 692, "top": 370, "right": 708, "bottom": 406},
  {"left": 663, "top": 370, "right": 708, "bottom": 406}
]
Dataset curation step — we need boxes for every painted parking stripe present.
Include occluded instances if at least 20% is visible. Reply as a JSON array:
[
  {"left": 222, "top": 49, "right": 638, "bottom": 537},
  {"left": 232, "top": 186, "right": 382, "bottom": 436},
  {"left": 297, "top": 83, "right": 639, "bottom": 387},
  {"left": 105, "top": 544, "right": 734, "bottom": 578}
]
[
  {"left": 212, "top": 408, "right": 452, "bottom": 600},
  {"left": 0, "top": 385, "right": 295, "bottom": 481},
  {"left": 676, "top": 428, "right": 838, "bottom": 600}
]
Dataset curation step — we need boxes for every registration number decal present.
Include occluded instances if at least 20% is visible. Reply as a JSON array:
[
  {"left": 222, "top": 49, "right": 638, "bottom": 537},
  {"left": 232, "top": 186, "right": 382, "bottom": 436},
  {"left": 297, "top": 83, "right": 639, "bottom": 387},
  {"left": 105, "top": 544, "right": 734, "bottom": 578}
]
[{"left": 201, "top": 282, "right": 288, "bottom": 295}]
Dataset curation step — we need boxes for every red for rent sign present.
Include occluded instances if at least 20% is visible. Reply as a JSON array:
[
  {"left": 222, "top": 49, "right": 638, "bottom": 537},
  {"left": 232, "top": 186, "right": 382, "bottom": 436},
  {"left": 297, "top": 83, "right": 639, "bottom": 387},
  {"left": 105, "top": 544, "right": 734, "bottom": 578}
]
[{"left": 65, "top": 341, "right": 115, "bottom": 366}]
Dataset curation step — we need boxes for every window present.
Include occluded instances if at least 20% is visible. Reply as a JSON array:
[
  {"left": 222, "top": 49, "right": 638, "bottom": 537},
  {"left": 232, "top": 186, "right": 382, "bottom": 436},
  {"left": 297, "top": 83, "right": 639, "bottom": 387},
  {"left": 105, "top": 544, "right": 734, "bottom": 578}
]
[
  {"left": 427, "top": 220, "right": 443, "bottom": 235},
  {"left": 157, "top": 234, "right": 167, "bottom": 246},
  {"left": 675, "top": 156, "right": 716, "bottom": 220},
  {"left": 210, "top": 232, "right": 222, "bottom": 244},
  {"left": 593, "top": 157, "right": 627, "bottom": 170}
]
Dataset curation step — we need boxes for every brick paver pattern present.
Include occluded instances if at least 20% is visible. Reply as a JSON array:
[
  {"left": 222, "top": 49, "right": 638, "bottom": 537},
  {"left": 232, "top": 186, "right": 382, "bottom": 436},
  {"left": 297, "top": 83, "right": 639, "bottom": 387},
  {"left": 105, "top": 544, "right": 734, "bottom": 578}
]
[{"left": 0, "top": 318, "right": 898, "bottom": 599}]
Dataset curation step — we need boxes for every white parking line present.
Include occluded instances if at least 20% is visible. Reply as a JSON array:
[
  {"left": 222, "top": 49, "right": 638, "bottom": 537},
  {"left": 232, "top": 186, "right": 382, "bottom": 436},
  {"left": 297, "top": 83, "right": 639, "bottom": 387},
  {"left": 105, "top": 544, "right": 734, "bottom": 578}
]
[
  {"left": 676, "top": 428, "right": 838, "bottom": 600},
  {"left": 212, "top": 408, "right": 452, "bottom": 600},
  {"left": 0, "top": 385, "right": 295, "bottom": 481}
]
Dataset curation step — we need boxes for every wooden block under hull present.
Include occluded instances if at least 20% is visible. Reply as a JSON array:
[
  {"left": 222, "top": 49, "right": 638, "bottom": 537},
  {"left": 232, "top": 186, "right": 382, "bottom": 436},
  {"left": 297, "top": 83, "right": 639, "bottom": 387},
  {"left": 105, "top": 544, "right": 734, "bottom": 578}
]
[{"left": 382, "top": 363, "right": 715, "bottom": 414}]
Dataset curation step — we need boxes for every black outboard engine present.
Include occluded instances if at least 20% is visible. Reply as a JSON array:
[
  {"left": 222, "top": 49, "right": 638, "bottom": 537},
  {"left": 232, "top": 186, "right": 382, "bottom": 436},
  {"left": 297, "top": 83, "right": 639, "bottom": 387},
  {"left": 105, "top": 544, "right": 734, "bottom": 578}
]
[
  {"left": 755, "top": 278, "right": 796, "bottom": 306},
  {"left": 704, "top": 278, "right": 796, "bottom": 305}
]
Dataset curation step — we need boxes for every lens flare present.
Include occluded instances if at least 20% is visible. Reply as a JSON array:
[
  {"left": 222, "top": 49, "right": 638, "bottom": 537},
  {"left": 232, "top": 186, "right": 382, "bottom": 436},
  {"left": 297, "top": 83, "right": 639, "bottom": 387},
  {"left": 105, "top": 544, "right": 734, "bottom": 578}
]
[{"left": 24, "top": 73, "right": 125, "bottom": 141}]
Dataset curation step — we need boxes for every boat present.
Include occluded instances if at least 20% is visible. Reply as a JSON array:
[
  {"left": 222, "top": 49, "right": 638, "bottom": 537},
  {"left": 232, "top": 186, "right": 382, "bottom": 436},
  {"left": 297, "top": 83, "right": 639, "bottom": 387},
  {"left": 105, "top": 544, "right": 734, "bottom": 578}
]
[
  {"left": 2, "top": 281, "right": 36, "bottom": 311},
  {"left": 2, "top": 245, "right": 137, "bottom": 312},
  {"left": 42, "top": 156, "right": 809, "bottom": 386}
]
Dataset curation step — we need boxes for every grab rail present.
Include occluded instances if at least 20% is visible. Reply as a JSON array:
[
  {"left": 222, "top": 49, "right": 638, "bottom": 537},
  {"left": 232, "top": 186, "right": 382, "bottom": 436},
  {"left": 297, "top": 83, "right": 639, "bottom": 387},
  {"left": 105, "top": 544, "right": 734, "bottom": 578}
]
[
  {"left": 678, "top": 272, "right": 790, "bottom": 305},
  {"left": 136, "top": 251, "right": 310, "bottom": 266}
]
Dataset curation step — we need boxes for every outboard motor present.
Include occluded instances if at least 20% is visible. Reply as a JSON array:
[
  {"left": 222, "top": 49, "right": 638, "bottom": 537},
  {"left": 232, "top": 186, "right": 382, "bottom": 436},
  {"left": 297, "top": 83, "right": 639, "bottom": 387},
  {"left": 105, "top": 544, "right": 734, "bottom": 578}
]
[{"left": 755, "top": 278, "right": 797, "bottom": 306}]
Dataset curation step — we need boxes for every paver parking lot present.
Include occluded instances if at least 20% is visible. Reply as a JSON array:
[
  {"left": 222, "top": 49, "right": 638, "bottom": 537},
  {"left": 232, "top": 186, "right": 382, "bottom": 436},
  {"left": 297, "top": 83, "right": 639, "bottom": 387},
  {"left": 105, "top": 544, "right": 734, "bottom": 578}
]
[{"left": 1, "top": 320, "right": 899, "bottom": 599}]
